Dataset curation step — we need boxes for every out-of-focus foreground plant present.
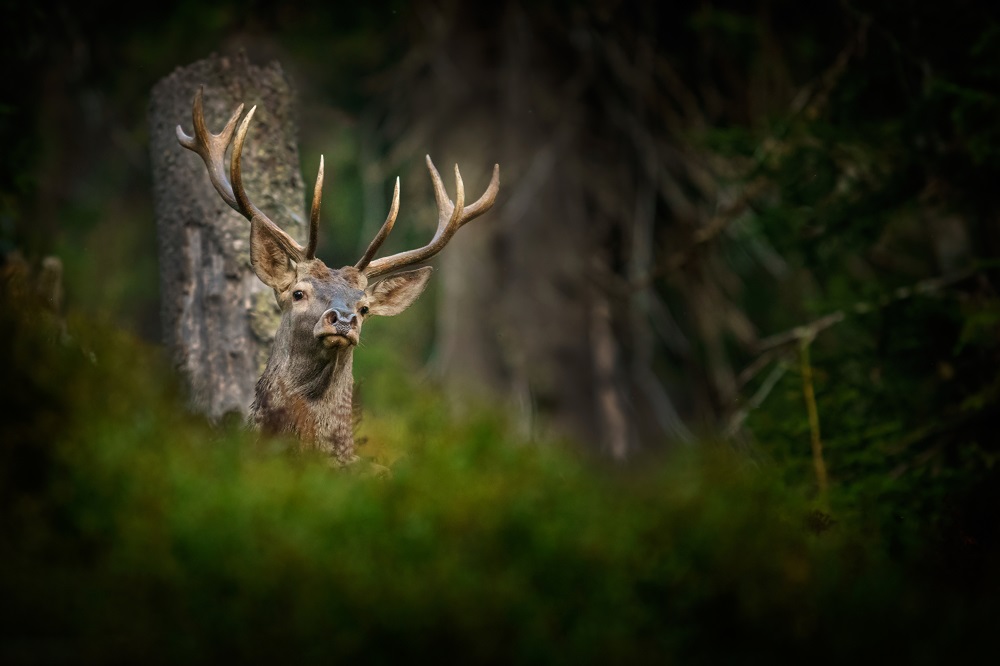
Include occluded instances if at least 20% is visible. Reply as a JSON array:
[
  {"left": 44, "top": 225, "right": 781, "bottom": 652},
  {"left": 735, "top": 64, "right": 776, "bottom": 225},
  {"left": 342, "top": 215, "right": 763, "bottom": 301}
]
[{"left": 2, "top": 263, "right": 997, "bottom": 664}]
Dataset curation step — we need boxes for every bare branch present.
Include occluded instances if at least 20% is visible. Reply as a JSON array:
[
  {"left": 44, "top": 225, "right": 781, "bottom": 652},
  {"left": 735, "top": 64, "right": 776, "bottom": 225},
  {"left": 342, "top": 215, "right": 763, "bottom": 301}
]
[{"left": 755, "top": 268, "right": 977, "bottom": 354}]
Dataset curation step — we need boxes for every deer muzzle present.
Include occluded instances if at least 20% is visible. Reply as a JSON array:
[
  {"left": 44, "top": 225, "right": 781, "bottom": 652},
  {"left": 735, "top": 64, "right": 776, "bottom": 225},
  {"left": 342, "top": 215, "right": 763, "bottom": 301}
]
[{"left": 314, "top": 307, "right": 359, "bottom": 347}]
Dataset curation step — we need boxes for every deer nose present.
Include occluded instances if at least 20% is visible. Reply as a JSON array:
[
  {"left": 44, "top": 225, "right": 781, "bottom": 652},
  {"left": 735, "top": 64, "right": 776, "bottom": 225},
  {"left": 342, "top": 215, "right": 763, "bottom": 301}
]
[{"left": 322, "top": 308, "right": 357, "bottom": 328}]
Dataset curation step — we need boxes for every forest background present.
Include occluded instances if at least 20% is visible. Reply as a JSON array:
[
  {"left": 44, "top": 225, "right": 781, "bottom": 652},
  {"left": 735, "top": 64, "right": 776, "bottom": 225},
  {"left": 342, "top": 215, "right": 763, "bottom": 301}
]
[{"left": 2, "top": 0, "right": 999, "bottom": 661}]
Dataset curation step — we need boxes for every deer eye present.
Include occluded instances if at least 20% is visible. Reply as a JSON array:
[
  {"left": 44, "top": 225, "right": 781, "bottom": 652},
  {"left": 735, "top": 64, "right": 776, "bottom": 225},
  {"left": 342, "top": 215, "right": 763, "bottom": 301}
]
[
  {"left": 292, "top": 290, "right": 305, "bottom": 301},
  {"left": 359, "top": 305, "right": 369, "bottom": 315}
]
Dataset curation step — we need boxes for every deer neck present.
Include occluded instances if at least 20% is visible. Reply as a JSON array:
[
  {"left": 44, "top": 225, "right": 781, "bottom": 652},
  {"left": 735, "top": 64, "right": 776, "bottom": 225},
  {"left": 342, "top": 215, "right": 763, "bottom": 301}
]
[{"left": 251, "top": 344, "right": 357, "bottom": 465}]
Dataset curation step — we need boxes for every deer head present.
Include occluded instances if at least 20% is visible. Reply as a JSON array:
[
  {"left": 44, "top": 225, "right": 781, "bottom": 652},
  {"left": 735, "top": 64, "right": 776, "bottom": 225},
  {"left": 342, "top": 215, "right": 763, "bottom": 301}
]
[{"left": 177, "top": 89, "right": 499, "bottom": 464}]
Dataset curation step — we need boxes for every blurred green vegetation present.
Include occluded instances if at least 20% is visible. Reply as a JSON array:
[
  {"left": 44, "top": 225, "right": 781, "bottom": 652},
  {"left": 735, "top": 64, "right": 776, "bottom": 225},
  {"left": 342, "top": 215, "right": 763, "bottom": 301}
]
[{"left": 2, "top": 285, "right": 997, "bottom": 663}]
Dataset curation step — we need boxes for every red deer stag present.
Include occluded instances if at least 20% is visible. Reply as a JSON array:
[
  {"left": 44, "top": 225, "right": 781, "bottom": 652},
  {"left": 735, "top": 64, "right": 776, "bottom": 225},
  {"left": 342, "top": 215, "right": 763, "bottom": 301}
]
[{"left": 177, "top": 89, "right": 499, "bottom": 465}]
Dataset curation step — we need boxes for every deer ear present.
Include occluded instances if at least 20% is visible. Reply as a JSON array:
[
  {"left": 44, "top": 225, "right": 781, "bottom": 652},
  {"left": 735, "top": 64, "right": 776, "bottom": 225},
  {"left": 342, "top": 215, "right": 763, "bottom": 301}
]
[
  {"left": 250, "top": 217, "right": 296, "bottom": 292},
  {"left": 366, "top": 266, "right": 433, "bottom": 316}
]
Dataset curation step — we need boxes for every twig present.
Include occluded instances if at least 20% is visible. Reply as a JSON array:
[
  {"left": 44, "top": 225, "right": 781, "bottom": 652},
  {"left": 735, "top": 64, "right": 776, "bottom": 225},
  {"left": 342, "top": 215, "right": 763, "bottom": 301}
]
[
  {"left": 735, "top": 346, "right": 783, "bottom": 390},
  {"left": 798, "top": 335, "right": 829, "bottom": 502},
  {"left": 754, "top": 268, "right": 976, "bottom": 354},
  {"left": 756, "top": 312, "right": 845, "bottom": 354},
  {"left": 629, "top": 178, "right": 767, "bottom": 290},
  {"left": 728, "top": 267, "right": 981, "bottom": 444},
  {"left": 725, "top": 356, "right": 791, "bottom": 438}
]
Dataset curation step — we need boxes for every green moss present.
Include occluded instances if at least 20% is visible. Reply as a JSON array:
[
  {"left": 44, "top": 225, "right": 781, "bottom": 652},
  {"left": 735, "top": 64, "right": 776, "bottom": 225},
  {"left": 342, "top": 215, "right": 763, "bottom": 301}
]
[{"left": 248, "top": 288, "right": 281, "bottom": 373}]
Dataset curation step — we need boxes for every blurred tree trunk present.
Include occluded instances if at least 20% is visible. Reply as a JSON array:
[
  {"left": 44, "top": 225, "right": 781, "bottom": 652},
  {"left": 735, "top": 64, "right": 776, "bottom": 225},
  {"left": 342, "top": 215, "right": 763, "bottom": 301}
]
[
  {"left": 427, "top": 8, "right": 606, "bottom": 448},
  {"left": 375, "top": 3, "right": 708, "bottom": 457},
  {"left": 375, "top": 5, "right": 611, "bottom": 451},
  {"left": 148, "top": 52, "right": 306, "bottom": 422}
]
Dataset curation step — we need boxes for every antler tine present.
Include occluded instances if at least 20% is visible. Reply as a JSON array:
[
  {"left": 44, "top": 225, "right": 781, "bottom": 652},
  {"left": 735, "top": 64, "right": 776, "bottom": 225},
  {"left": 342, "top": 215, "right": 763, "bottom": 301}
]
[
  {"left": 230, "top": 105, "right": 307, "bottom": 261},
  {"left": 424, "top": 157, "right": 464, "bottom": 234},
  {"left": 426, "top": 155, "right": 452, "bottom": 217},
  {"left": 361, "top": 156, "right": 500, "bottom": 279},
  {"left": 427, "top": 158, "right": 501, "bottom": 228},
  {"left": 176, "top": 87, "right": 244, "bottom": 211},
  {"left": 460, "top": 163, "right": 500, "bottom": 221},
  {"left": 306, "top": 156, "right": 324, "bottom": 259},
  {"left": 450, "top": 163, "right": 467, "bottom": 229},
  {"left": 230, "top": 107, "right": 265, "bottom": 220},
  {"left": 355, "top": 177, "right": 400, "bottom": 271}
]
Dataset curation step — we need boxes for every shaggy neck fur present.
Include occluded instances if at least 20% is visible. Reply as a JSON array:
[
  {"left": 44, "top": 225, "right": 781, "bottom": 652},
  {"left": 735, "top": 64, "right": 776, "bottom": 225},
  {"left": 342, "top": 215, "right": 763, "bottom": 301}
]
[{"left": 250, "top": 323, "right": 357, "bottom": 465}]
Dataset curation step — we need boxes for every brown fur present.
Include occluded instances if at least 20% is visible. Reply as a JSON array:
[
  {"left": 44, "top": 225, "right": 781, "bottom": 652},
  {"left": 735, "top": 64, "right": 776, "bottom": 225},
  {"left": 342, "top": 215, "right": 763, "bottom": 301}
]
[
  {"left": 178, "top": 94, "right": 497, "bottom": 465},
  {"left": 249, "top": 255, "right": 431, "bottom": 465}
]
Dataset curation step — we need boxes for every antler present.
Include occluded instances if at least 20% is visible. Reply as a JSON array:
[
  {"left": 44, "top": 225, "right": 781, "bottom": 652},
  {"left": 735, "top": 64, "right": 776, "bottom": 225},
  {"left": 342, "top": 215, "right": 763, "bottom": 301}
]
[
  {"left": 178, "top": 90, "right": 499, "bottom": 272},
  {"left": 354, "top": 177, "right": 400, "bottom": 270},
  {"left": 357, "top": 156, "right": 500, "bottom": 278},
  {"left": 176, "top": 88, "right": 323, "bottom": 261}
]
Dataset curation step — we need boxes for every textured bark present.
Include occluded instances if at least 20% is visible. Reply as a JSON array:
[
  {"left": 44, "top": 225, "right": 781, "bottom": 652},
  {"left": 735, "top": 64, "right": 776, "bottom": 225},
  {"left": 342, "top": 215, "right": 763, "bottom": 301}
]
[{"left": 148, "top": 52, "right": 306, "bottom": 421}]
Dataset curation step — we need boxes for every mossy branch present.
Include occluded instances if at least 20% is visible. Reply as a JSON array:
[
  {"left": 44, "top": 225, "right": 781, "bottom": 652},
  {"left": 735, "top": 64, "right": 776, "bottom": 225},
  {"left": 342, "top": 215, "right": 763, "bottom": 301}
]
[{"left": 798, "top": 334, "right": 828, "bottom": 502}]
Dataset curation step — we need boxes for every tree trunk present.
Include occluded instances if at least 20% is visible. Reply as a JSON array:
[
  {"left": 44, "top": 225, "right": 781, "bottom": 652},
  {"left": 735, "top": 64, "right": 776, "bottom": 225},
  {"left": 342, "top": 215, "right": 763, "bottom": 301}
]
[
  {"left": 377, "top": 5, "right": 610, "bottom": 450},
  {"left": 148, "top": 52, "right": 306, "bottom": 422},
  {"left": 374, "top": 3, "right": 709, "bottom": 456}
]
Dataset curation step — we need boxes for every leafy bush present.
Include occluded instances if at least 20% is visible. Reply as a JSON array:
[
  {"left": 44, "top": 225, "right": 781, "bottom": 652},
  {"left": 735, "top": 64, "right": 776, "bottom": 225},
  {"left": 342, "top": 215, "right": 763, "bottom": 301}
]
[{"left": 2, "top": 279, "right": 998, "bottom": 665}]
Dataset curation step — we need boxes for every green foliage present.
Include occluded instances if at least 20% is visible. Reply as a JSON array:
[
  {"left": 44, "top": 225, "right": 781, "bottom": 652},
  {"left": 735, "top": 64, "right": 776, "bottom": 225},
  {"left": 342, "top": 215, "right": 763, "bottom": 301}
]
[
  {"left": 3, "top": 273, "right": 998, "bottom": 663},
  {"left": 690, "top": 2, "right": 1000, "bottom": 560}
]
